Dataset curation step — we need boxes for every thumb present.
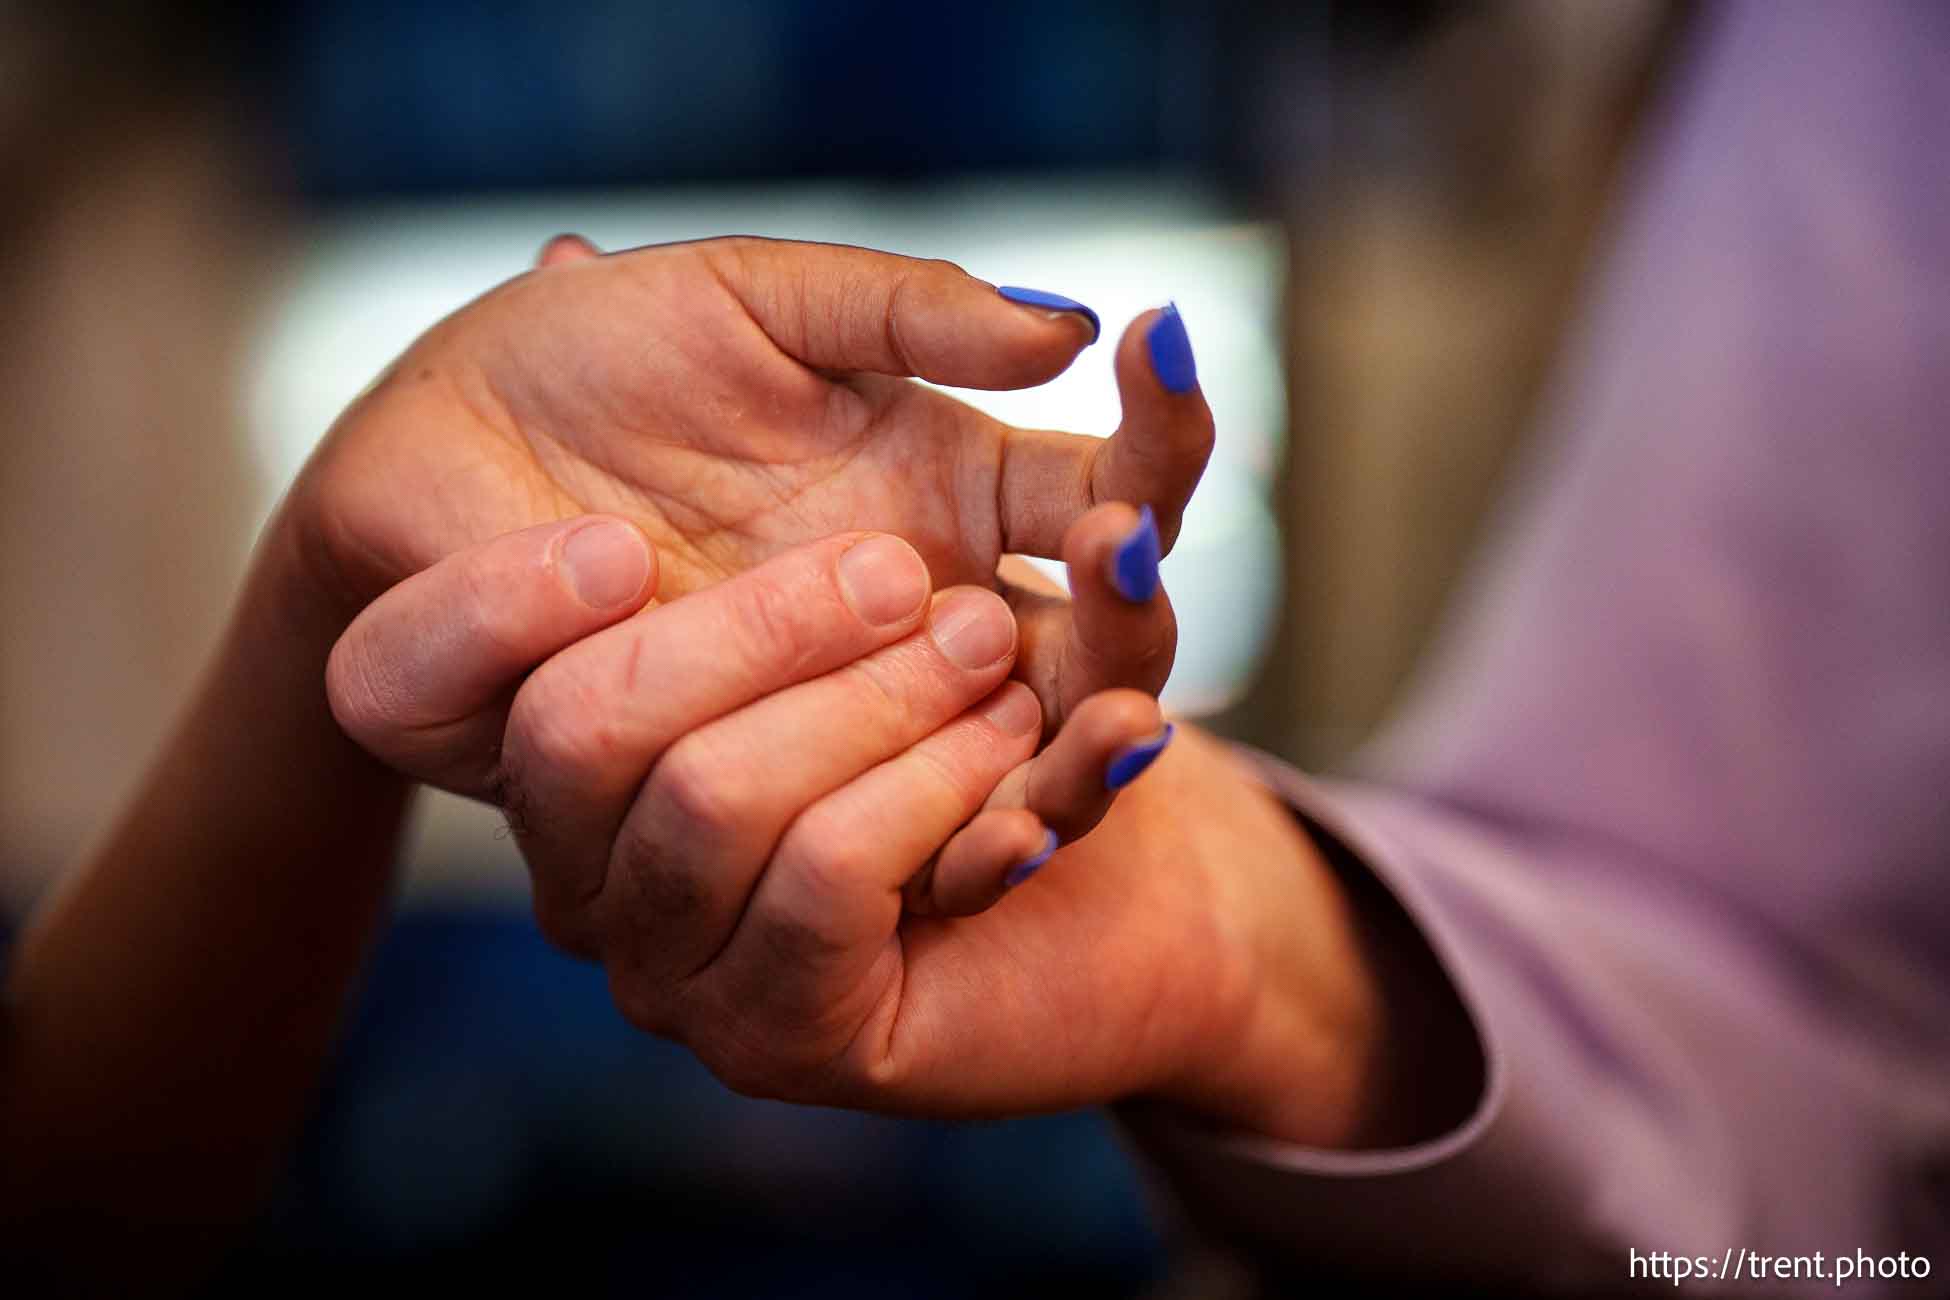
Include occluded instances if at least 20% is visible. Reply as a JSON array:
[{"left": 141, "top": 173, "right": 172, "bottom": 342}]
[{"left": 326, "top": 516, "right": 658, "bottom": 799}]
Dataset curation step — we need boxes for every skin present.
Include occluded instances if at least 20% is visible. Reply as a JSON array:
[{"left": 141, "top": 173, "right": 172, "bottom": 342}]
[
  {"left": 295, "top": 235, "right": 1210, "bottom": 727},
  {"left": 0, "top": 236, "right": 1216, "bottom": 1282},
  {"left": 1, "top": 234, "right": 1468, "bottom": 1290},
  {"left": 322, "top": 242, "right": 1462, "bottom": 1148},
  {"left": 333, "top": 518, "right": 1409, "bottom": 1146}
]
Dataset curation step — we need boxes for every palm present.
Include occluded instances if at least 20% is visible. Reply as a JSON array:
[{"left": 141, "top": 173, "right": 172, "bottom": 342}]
[{"left": 307, "top": 241, "right": 1059, "bottom": 607}]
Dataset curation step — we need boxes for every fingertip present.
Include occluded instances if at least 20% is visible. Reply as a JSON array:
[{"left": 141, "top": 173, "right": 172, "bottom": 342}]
[
  {"left": 1106, "top": 722, "right": 1176, "bottom": 791},
  {"left": 1071, "top": 688, "right": 1168, "bottom": 753},
  {"left": 836, "top": 533, "right": 933, "bottom": 629},
  {"left": 1099, "top": 307, "right": 1214, "bottom": 552},
  {"left": 1044, "top": 505, "right": 1177, "bottom": 715},
  {"left": 1020, "top": 688, "right": 1164, "bottom": 840},
  {"left": 927, "top": 585, "right": 1020, "bottom": 673},
  {"left": 928, "top": 807, "right": 1052, "bottom": 916},
  {"left": 556, "top": 516, "right": 657, "bottom": 612},
  {"left": 1002, "top": 826, "right": 1060, "bottom": 890},
  {"left": 908, "top": 275, "right": 1096, "bottom": 389},
  {"left": 1059, "top": 501, "right": 1141, "bottom": 578},
  {"left": 1059, "top": 500, "right": 1163, "bottom": 610},
  {"left": 537, "top": 233, "right": 602, "bottom": 268},
  {"left": 1144, "top": 302, "right": 1198, "bottom": 394},
  {"left": 1108, "top": 504, "right": 1161, "bottom": 604},
  {"left": 995, "top": 285, "right": 1101, "bottom": 346}
]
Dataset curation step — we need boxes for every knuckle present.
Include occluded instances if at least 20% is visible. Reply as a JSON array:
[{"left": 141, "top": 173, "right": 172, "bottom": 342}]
[
  {"left": 604, "top": 818, "right": 712, "bottom": 926},
  {"left": 782, "top": 807, "right": 869, "bottom": 900},
  {"left": 668, "top": 991, "right": 790, "bottom": 1097},
  {"left": 756, "top": 840, "right": 866, "bottom": 961},
  {"left": 909, "top": 740, "right": 980, "bottom": 806},
  {"left": 840, "top": 650, "right": 924, "bottom": 722},
  {"left": 530, "top": 891, "right": 596, "bottom": 960},
  {"left": 700, "top": 1039, "right": 789, "bottom": 1101},
  {"left": 694, "top": 1015, "right": 832, "bottom": 1104},
  {"left": 645, "top": 735, "right": 746, "bottom": 837},
  {"left": 506, "top": 668, "right": 620, "bottom": 783},
  {"left": 720, "top": 569, "right": 826, "bottom": 680}
]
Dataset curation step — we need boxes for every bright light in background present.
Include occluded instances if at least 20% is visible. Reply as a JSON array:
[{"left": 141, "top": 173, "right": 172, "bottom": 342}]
[{"left": 243, "top": 179, "right": 1285, "bottom": 894}]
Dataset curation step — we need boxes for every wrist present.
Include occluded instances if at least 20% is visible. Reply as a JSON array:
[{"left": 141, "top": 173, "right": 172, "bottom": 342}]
[
  {"left": 1140, "top": 747, "right": 1384, "bottom": 1147},
  {"left": 1139, "top": 757, "right": 1482, "bottom": 1150}
]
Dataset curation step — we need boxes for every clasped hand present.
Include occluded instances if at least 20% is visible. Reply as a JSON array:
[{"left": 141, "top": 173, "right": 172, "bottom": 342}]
[{"left": 298, "top": 235, "right": 1375, "bottom": 1140}]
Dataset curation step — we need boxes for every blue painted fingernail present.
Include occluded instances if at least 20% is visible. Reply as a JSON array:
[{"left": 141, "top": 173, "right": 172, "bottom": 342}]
[
  {"left": 997, "top": 285, "right": 1100, "bottom": 343},
  {"left": 1146, "top": 302, "right": 1197, "bottom": 394},
  {"left": 1004, "top": 828, "right": 1060, "bottom": 889},
  {"left": 1106, "top": 723, "right": 1176, "bottom": 791},
  {"left": 1109, "top": 504, "right": 1161, "bottom": 603}
]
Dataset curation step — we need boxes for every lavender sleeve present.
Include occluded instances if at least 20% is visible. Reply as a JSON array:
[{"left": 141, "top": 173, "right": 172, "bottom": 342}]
[{"left": 1128, "top": 2, "right": 1950, "bottom": 1289}]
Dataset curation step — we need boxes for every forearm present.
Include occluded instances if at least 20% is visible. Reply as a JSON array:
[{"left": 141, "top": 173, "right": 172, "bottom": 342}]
[{"left": 0, "top": 511, "right": 410, "bottom": 1256}]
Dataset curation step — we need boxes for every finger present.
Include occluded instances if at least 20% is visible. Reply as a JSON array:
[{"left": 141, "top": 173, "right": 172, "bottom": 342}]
[
  {"left": 971, "top": 689, "right": 1170, "bottom": 852},
  {"left": 690, "top": 236, "right": 1097, "bottom": 389},
  {"left": 598, "top": 586, "right": 1018, "bottom": 983},
  {"left": 993, "top": 304, "right": 1214, "bottom": 557},
  {"left": 537, "top": 232, "right": 602, "bottom": 268},
  {"left": 325, "top": 515, "right": 657, "bottom": 799},
  {"left": 500, "top": 532, "right": 932, "bottom": 943},
  {"left": 1095, "top": 304, "right": 1210, "bottom": 549},
  {"left": 911, "top": 810, "right": 1055, "bottom": 918},
  {"left": 706, "top": 681, "right": 1045, "bottom": 1018},
  {"left": 1004, "top": 503, "right": 1177, "bottom": 728}
]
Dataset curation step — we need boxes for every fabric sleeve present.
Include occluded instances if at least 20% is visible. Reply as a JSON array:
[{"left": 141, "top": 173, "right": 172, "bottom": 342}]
[{"left": 1123, "top": 3, "right": 1950, "bottom": 1290}]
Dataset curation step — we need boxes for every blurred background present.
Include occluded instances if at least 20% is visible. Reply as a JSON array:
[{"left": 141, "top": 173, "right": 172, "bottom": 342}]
[{"left": 1, "top": 1, "right": 1681, "bottom": 1293}]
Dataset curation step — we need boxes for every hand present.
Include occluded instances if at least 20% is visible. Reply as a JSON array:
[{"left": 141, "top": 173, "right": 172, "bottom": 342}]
[
  {"left": 329, "top": 520, "right": 1401, "bottom": 1148},
  {"left": 288, "top": 234, "right": 1213, "bottom": 729}
]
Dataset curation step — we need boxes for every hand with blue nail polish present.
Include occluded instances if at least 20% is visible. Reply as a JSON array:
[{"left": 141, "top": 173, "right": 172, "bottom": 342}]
[
  {"left": 306, "top": 236, "right": 1363, "bottom": 1150},
  {"left": 336, "top": 515, "right": 1379, "bottom": 1154},
  {"left": 288, "top": 237, "right": 1215, "bottom": 738}
]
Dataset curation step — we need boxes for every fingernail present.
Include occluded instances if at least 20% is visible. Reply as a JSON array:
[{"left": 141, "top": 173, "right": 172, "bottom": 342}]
[
  {"left": 1004, "top": 829, "right": 1060, "bottom": 889},
  {"left": 838, "top": 535, "right": 930, "bottom": 627},
  {"left": 997, "top": 285, "right": 1101, "bottom": 344},
  {"left": 1146, "top": 303, "right": 1197, "bottom": 394},
  {"left": 930, "top": 588, "right": 1016, "bottom": 670},
  {"left": 982, "top": 683, "right": 1043, "bottom": 738},
  {"left": 1106, "top": 723, "right": 1176, "bottom": 791},
  {"left": 561, "top": 519, "right": 652, "bottom": 609},
  {"left": 1109, "top": 504, "right": 1161, "bottom": 603}
]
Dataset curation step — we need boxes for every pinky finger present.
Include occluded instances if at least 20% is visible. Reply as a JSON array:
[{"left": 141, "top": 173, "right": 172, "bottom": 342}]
[
  {"left": 1020, "top": 688, "right": 1171, "bottom": 843},
  {"left": 913, "top": 809, "right": 1055, "bottom": 917},
  {"left": 911, "top": 689, "right": 1171, "bottom": 919}
]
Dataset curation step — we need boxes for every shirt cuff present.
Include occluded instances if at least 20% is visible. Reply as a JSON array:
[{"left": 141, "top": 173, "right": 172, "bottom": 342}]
[{"left": 1113, "top": 750, "right": 1513, "bottom": 1272}]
